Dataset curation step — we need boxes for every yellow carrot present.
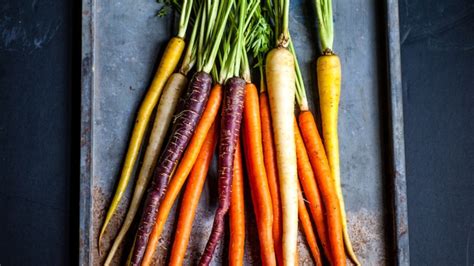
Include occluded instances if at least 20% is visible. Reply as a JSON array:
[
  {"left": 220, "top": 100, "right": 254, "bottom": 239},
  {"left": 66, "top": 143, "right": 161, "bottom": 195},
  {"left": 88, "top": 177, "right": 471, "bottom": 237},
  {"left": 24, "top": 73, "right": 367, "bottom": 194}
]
[
  {"left": 318, "top": 54, "right": 360, "bottom": 264},
  {"left": 314, "top": 0, "right": 359, "bottom": 262},
  {"left": 99, "top": 37, "right": 185, "bottom": 244}
]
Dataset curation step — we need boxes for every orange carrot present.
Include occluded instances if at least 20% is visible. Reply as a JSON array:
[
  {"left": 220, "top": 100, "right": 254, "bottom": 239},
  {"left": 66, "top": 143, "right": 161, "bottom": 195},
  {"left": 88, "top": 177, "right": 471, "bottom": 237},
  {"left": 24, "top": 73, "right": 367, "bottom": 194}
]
[
  {"left": 242, "top": 83, "right": 276, "bottom": 265},
  {"left": 299, "top": 111, "right": 346, "bottom": 266},
  {"left": 297, "top": 182, "right": 323, "bottom": 266},
  {"left": 229, "top": 141, "right": 245, "bottom": 266},
  {"left": 141, "top": 85, "right": 223, "bottom": 266},
  {"left": 168, "top": 123, "right": 218, "bottom": 266},
  {"left": 294, "top": 118, "right": 332, "bottom": 262},
  {"left": 259, "top": 91, "right": 283, "bottom": 265}
]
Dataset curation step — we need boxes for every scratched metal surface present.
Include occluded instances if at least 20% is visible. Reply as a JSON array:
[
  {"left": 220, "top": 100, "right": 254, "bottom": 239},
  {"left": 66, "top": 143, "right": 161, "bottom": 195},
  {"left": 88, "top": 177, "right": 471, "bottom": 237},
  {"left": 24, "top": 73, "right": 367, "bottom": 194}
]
[{"left": 80, "top": 0, "right": 409, "bottom": 264}]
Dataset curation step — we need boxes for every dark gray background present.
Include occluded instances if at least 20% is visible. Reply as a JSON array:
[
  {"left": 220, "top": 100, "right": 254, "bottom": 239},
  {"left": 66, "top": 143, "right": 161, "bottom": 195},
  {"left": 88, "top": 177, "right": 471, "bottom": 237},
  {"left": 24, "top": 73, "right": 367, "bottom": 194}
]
[{"left": 0, "top": 0, "right": 473, "bottom": 265}]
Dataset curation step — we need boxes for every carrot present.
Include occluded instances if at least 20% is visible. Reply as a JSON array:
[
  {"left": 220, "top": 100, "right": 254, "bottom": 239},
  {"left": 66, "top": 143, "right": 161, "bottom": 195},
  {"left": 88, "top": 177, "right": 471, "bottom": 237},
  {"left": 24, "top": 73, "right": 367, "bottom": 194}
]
[
  {"left": 259, "top": 91, "right": 283, "bottom": 263},
  {"left": 103, "top": 7, "right": 202, "bottom": 263},
  {"left": 242, "top": 83, "right": 276, "bottom": 265},
  {"left": 263, "top": 0, "right": 299, "bottom": 261},
  {"left": 199, "top": 77, "right": 246, "bottom": 266},
  {"left": 98, "top": 0, "right": 194, "bottom": 244},
  {"left": 229, "top": 141, "right": 246, "bottom": 266},
  {"left": 199, "top": 0, "right": 248, "bottom": 263},
  {"left": 141, "top": 84, "right": 223, "bottom": 265},
  {"left": 314, "top": 0, "right": 359, "bottom": 263},
  {"left": 168, "top": 122, "right": 218, "bottom": 266},
  {"left": 131, "top": 71, "right": 212, "bottom": 265},
  {"left": 99, "top": 36, "right": 185, "bottom": 245},
  {"left": 299, "top": 111, "right": 346, "bottom": 266},
  {"left": 104, "top": 72, "right": 187, "bottom": 265},
  {"left": 126, "top": 238, "right": 135, "bottom": 266},
  {"left": 287, "top": 33, "right": 347, "bottom": 265},
  {"left": 130, "top": 0, "right": 233, "bottom": 262},
  {"left": 294, "top": 119, "right": 333, "bottom": 262},
  {"left": 245, "top": 5, "right": 282, "bottom": 260},
  {"left": 318, "top": 53, "right": 356, "bottom": 263},
  {"left": 297, "top": 182, "right": 323, "bottom": 266},
  {"left": 266, "top": 48, "right": 298, "bottom": 266}
]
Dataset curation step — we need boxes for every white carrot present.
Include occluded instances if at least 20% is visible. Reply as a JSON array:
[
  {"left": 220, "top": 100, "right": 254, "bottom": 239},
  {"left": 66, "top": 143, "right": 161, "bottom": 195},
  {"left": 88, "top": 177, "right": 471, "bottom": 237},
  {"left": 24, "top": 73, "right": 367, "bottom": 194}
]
[{"left": 265, "top": 46, "right": 298, "bottom": 266}]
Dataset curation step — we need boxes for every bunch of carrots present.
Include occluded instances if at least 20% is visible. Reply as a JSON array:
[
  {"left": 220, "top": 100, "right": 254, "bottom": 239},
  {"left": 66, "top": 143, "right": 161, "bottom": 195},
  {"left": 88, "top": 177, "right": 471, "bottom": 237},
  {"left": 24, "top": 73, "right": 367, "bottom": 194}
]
[{"left": 98, "top": 0, "right": 361, "bottom": 264}]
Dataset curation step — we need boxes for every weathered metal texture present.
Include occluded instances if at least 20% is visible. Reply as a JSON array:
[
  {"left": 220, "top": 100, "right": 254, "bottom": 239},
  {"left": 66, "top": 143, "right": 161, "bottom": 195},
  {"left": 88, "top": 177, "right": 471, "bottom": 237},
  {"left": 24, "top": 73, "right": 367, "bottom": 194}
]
[
  {"left": 385, "top": 0, "right": 410, "bottom": 264},
  {"left": 80, "top": 0, "right": 409, "bottom": 264}
]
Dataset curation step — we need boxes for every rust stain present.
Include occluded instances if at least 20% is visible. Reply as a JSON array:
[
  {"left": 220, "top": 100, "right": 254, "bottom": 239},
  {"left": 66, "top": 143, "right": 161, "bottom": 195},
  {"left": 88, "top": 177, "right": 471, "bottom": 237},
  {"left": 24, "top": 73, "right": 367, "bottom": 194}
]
[
  {"left": 91, "top": 186, "right": 129, "bottom": 266},
  {"left": 85, "top": 181, "right": 391, "bottom": 266},
  {"left": 87, "top": 178, "right": 315, "bottom": 265},
  {"left": 347, "top": 208, "right": 386, "bottom": 265},
  {"left": 298, "top": 231, "right": 317, "bottom": 265},
  {"left": 80, "top": 126, "right": 91, "bottom": 147}
]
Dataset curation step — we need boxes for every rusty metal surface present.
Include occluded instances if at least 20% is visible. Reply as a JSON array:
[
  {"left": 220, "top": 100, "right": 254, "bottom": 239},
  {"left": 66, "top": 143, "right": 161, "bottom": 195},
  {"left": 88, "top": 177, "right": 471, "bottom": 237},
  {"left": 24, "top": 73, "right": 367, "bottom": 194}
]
[
  {"left": 80, "top": 0, "right": 409, "bottom": 264},
  {"left": 385, "top": 0, "right": 409, "bottom": 264}
]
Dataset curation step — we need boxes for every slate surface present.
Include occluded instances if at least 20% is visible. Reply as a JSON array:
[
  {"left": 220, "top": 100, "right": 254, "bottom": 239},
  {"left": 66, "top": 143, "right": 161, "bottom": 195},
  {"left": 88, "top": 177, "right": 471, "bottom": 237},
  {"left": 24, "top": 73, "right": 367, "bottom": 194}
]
[
  {"left": 399, "top": 1, "right": 474, "bottom": 265},
  {"left": 0, "top": 0, "right": 472, "bottom": 265},
  {"left": 0, "top": 0, "right": 80, "bottom": 265}
]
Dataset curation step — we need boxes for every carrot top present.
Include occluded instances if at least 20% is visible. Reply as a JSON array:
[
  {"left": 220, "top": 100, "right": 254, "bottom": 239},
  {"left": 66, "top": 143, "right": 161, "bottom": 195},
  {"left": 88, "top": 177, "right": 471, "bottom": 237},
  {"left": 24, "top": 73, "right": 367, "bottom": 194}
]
[
  {"left": 289, "top": 39, "right": 309, "bottom": 111},
  {"left": 314, "top": 0, "right": 334, "bottom": 52},
  {"left": 245, "top": 0, "right": 273, "bottom": 90},
  {"left": 177, "top": 0, "right": 194, "bottom": 38},
  {"left": 196, "top": 0, "right": 234, "bottom": 73},
  {"left": 266, "top": 0, "right": 290, "bottom": 47},
  {"left": 217, "top": 0, "right": 261, "bottom": 84},
  {"left": 178, "top": 6, "right": 200, "bottom": 75},
  {"left": 155, "top": 0, "right": 194, "bottom": 38}
]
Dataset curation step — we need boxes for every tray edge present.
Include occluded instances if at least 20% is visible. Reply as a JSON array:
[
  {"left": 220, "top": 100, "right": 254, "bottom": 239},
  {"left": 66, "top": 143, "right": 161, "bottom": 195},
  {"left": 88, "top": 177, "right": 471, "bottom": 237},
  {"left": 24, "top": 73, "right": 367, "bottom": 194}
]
[
  {"left": 385, "top": 0, "right": 410, "bottom": 265},
  {"left": 80, "top": 0, "right": 95, "bottom": 265},
  {"left": 79, "top": 0, "right": 411, "bottom": 264}
]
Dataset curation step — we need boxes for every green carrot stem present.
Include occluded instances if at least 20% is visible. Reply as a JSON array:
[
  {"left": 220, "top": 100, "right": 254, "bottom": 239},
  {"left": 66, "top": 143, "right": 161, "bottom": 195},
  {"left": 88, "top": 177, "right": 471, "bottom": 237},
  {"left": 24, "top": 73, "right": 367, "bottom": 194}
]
[
  {"left": 202, "top": 0, "right": 234, "bottom": 73},
  {"left": 281, "top": 0, "right": 290, "bottom": 44},
  {"left": 315, "top": 0, "right": 334, "bottom": 52},
  {"left": 218, "top": 36, "right": 232, "bottom": 84},
  {"left": 197, "top": 4, "right": 206, "bottom": 70},
  {"left": 233, "top": 0, "right": 247, "bottom": 77},
  {"left": 177, "top": 0, "right": 194, "bottom": 38},
  {"left": 180, "top": 7, "right": 201, "bottom": 74},
  {"left": 289, "top": 38, "right": 309, "bottom": 111},
  {"left": 211, "top": 65, "right": 219, "bottom": 83},
  {"left": 259, "top": 63, "right": 266, "bottom": 93},
  {"left": 241, "top": 45, "right": 251, "bottom": 83}
]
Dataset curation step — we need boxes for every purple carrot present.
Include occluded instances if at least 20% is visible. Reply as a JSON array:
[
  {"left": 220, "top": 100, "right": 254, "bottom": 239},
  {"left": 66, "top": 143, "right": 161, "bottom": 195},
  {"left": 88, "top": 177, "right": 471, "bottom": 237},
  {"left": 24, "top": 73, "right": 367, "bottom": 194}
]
[
  {"left": 199, "top": 77, "right": 246, "bottom": 266},
  {"left": 131, "top": 71, "right": 212, "bottom": 265}
]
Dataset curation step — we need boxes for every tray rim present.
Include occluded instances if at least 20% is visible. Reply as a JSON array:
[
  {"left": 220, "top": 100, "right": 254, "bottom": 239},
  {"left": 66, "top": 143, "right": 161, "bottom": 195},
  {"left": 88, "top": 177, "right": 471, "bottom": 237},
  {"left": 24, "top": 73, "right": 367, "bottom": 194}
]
[
  {"left": 384, "top": 0, "right": 410, "bottom": 264},
  {"left": 79, "top": 0, "right": 410, "bottom": 264},
  {"left": 80, "top": 0, "right": 94, "bottom": 265}
]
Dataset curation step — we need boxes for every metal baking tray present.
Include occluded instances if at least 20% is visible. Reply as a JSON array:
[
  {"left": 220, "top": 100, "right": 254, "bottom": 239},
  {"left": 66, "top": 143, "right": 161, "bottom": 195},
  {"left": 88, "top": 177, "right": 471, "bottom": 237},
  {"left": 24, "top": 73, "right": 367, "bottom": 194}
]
[{"left": 80, "top": 0, "right": 409, "bottom": 264}]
